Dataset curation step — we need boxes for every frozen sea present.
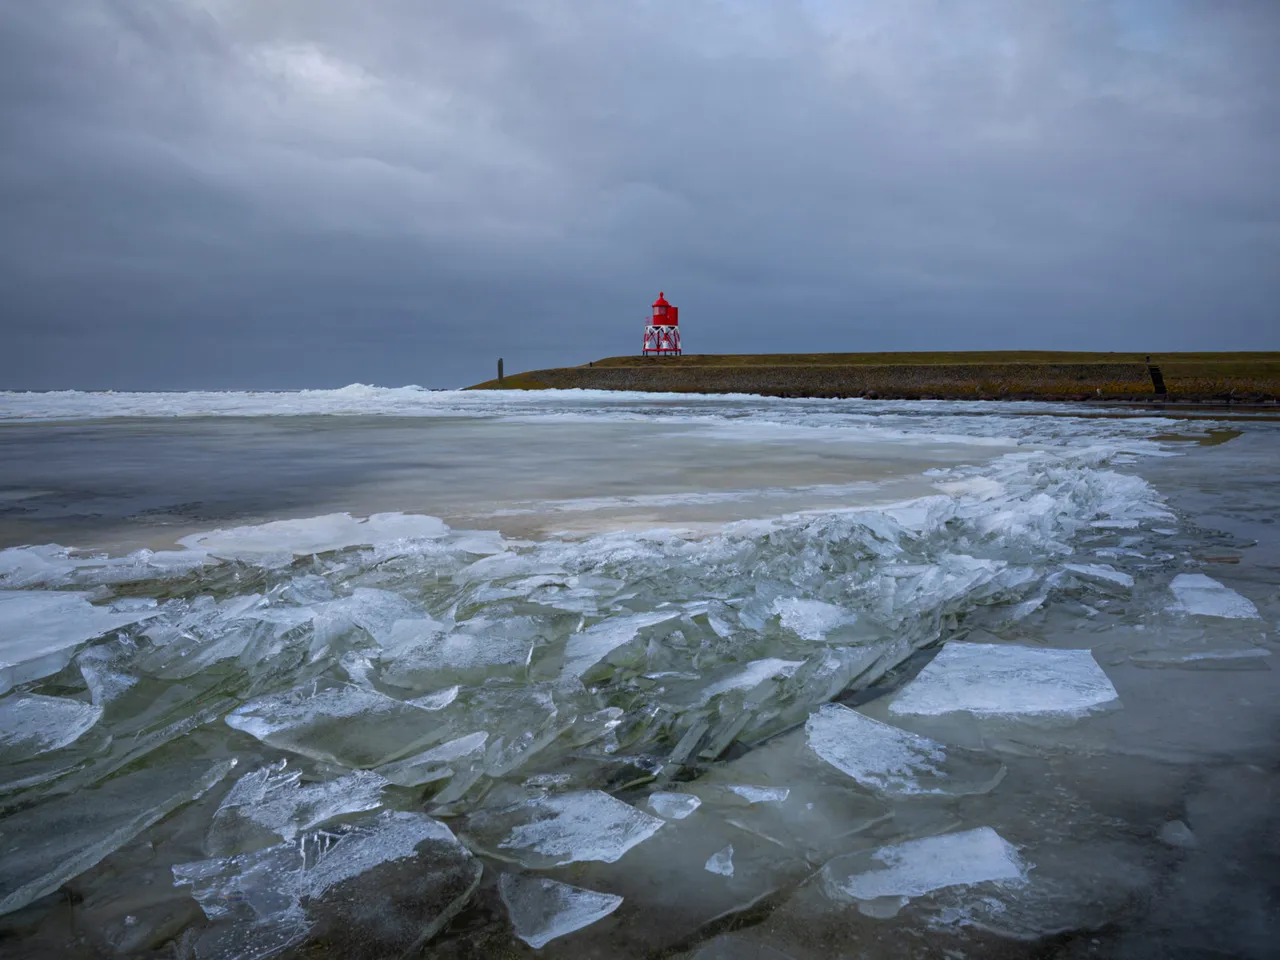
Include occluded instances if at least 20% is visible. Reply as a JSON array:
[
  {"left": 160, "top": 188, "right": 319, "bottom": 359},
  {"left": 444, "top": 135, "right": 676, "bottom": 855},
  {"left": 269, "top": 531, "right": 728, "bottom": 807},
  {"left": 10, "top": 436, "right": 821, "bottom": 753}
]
[{"left": 0, "top": 387, "right": 1277, "bottom": 959}]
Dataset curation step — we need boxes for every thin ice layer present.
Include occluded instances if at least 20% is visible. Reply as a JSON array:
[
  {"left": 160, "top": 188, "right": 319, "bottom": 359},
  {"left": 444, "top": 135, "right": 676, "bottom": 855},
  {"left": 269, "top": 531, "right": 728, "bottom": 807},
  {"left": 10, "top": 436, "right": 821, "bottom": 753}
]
[
  {"left": 647, "top": 792, "right": 701, "bottom": 820},
  {"left": 0, "top": 694, "right": 103, "bottom": 763},
  {"left": 0, "top": 758, "right": 234, "bottom": 916},
  {"left": 889, "top": 643, "right": 1119, "bottom": 718},
  {"left": 499, "top": 874, "right": 623, "bottom": 949},
  {"left": 0, "top": 591, "right": 153, "bottom": 694},
  {"left": 806, "top": 703, "right": 946, "bottom": 794},
  {"left": 825, "top": 827, "right": 1027, "bottom": 902},
  {"left": 178, "top": 512, "right": 449, "bottom": 560},
  {"left": 481, "top": 790, "right": 665, "bottom": 867},
  {"left": 1168, "top": 574, "right": 1260, "bottom": 619},
  {"left": 563, "top": 612, "right": 681, "bottom": 678}
]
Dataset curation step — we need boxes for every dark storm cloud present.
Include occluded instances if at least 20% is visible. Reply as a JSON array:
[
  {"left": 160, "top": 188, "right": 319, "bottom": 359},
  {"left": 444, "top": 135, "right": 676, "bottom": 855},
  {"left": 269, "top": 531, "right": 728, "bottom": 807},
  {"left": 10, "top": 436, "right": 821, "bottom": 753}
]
[{"left": 1, "top": 0, "right": 1277, "bottom": 389}]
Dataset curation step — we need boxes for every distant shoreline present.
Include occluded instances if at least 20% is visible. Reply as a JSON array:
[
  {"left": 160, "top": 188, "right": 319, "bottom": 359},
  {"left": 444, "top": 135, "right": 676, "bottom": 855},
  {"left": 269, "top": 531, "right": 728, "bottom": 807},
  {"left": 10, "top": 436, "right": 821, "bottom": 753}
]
[{"left": 468, "top": 351, "right": 1280, "bottom": 404}]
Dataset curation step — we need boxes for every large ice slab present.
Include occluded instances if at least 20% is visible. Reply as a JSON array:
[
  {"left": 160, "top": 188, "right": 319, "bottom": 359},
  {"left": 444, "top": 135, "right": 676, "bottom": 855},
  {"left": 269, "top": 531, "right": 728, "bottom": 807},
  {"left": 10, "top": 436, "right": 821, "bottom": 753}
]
[
  {"left": 0, "top": 758, "right": 234, "bottom": 916},
  {"left": 823, "top": 827, "right": 1027, "bottom": 914},
  {"left": 1168, "top": 573, "right": 1260, "bottom": 619},
  {"left": 0, "top": 591, "right": 153, "bottom": 694},
  {"left": 805, "top": 703, "right": 1003, "bottom": 796},
  {"left": 178, "top": 512, "right": 449, "bottom": 561},
  {"left": 0, "top": 693, "right": 103, "bottom": 764},
  {"left": 888, "top": 642, "right": 1119, "bottom": 718},
  {"left": 499, "top": 874, "right": 623, "bottom": 949},
  {"left": 467, "top": 790, "right": 665, "bottom": 868}
]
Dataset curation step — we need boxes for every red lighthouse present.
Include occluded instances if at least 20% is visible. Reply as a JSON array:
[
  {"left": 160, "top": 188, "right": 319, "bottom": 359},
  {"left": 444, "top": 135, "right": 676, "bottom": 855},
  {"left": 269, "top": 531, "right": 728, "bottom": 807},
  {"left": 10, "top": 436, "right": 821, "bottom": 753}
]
[{"left": 642, "top": 292, "right": 681, "bottom": 356}]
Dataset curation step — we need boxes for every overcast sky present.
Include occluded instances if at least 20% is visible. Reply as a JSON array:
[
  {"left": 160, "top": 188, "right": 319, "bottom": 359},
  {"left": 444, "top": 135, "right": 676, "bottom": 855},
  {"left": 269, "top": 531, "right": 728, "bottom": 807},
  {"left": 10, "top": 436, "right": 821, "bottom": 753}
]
[{"left": 2, "top": 1, "right": 1277, "bottom": 389}]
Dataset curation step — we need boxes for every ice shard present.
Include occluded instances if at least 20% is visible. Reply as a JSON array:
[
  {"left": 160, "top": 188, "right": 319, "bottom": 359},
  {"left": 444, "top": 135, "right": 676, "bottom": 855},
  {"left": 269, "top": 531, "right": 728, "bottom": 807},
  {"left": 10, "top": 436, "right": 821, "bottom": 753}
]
[
  {"left": 646, "top": 792, "right": 701, "bottom": 820},
  {"left": 0, "top": 693, "right": 103, "bottom": 763},
  {"left": 1168, "top": 573, "right": 1260, "bottom": 619},
  {"left": 499, "top": 874, "right": 623, "bottom": 949},
  {"left": 888, "top": 643, "right": 1119, "bottom": 718},
  {"left": 468, "top": 790, "right": 665, "bottom": 868},
  {"left": 805, "top": 703, "right": 1003, "bottom": 796},
  {"left": 823, "top": 827, "right": 1027, "bottom": 914}
]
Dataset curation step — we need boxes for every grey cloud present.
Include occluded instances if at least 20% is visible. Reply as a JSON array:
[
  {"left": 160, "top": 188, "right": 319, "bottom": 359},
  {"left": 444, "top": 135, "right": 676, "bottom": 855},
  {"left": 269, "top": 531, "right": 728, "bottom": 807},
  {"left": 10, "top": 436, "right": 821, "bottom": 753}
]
[{"left": 1, "top": 0, "right": 1277, "bottom": 389}]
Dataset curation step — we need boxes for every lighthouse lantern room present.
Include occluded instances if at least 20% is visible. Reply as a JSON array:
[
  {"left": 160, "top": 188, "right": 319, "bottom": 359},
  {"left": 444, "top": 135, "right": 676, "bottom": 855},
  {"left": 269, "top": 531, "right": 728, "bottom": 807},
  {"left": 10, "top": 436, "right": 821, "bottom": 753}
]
[{"left": 642, "top": 291, "right": 681, "bottom": 356}]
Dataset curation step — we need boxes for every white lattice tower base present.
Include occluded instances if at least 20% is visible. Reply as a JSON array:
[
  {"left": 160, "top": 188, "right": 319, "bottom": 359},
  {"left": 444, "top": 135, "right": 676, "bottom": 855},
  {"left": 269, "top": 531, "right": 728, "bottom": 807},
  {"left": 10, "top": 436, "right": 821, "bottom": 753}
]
[{"left": 643, "top": 325, "right": 681, "bottom": 355}]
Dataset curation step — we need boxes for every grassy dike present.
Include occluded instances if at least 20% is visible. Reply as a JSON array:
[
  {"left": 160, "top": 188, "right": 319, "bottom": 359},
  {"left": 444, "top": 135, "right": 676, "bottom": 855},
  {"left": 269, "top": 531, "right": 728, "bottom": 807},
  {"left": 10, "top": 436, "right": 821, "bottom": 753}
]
[{"left": 468, "top": 352, "right": 1280, "bottom": 402}]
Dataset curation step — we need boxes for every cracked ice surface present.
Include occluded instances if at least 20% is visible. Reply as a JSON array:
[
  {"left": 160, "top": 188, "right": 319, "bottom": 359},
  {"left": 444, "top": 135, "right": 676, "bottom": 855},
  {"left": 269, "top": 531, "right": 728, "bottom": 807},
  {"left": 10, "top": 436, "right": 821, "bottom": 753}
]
[
  {"left": 1168, "top": 573, "right": 1260, "bottom": 619},
  {"left": 889, "top": 643, "right": 1119, "bottom": 718},
  {"left": 824, "top": 827, "right": 1027, "bottom": 906},
  {"left": 206, "top": 762, "right": 387, "bottom": 854},
  {"left": 500, "top": 874, "right": 623, "bottom": 949}
]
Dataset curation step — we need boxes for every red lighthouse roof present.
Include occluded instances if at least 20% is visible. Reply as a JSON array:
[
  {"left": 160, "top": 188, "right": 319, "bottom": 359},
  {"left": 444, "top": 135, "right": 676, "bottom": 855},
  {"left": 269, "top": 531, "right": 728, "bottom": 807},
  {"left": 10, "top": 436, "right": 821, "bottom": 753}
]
[{"left": 652, "top": 292, "right": 670, "bottom": 308}]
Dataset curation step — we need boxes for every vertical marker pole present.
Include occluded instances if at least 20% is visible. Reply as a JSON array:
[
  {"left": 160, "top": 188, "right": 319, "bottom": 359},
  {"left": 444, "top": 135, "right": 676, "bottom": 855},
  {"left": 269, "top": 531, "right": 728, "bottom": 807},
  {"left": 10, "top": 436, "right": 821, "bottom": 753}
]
[{"left": 498, "top": 358, "right": 504, "bottom": 384}]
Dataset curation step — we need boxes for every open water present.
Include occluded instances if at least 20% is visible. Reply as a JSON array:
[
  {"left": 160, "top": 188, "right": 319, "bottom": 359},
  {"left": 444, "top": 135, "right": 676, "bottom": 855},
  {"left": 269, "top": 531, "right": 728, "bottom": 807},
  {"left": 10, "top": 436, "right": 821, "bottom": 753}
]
[{"left": 0, "top": 388, "right": 1276, "bottom": 959}]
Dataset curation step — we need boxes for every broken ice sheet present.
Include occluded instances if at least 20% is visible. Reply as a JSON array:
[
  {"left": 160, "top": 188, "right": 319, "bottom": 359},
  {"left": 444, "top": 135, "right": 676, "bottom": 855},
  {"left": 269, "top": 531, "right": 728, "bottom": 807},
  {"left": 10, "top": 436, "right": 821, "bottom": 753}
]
[
  {"left": 562, "top": 611, "right": 681, "bottom": 678},
  {"left": 704, "top": 844, "right": 735, "bottom": 876},
  {"left": 805, "top": 703, "right": 1003, "bottom": 796},
  {"left": 0, "top": 591, "right": 155, "bottom": 695},
  {"left": 647, "top": 792, "right": 701, "bottom": 820},
  {"left": 0, "top": 758, "right": 234, "bottom": 916},
  {"left": 499, "top": 874, "right": 623, "bottom": 950},
  {"left": 466, "top": 790, "right": 664, "bottom": 868},
  {"left": 225, "top": 680, "right": 447, "bottom": 769},
  {"left": 205, "top": 762, "right": 387, "bottom": 856},
  {"left": 822, "top": 827, "right": 1027, "bottom": 917},
  {"left": 888, "top": 643, "right": 1119, "bottom": 719},
  {"left": 0, "top": 693, "right": 103, "bottom": 764},
  {"left": 1168, "top": 573, "right": 1260, "bottom": 619}
]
